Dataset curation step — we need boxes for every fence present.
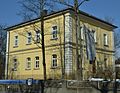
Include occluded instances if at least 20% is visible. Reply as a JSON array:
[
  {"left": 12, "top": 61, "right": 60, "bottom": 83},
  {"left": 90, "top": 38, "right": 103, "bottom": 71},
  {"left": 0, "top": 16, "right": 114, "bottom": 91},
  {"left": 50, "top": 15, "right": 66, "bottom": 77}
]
[{"left": 0, "top": 80, "right": 120, "bottom": 93}]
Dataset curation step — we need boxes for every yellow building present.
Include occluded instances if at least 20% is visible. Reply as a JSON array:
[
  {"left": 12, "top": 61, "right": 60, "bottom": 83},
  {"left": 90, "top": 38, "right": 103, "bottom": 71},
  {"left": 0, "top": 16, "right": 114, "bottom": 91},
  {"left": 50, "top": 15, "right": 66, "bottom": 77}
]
[{"left": 5, "top": 8, "right": 117, "bottom": 80}]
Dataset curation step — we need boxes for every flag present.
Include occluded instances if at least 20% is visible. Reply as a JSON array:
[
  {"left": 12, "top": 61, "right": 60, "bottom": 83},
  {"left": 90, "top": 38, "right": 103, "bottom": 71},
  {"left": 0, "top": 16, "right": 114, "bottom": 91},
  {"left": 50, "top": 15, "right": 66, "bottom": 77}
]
[{"left": 84, "top": 25, "right": 96, "bottom": 64}]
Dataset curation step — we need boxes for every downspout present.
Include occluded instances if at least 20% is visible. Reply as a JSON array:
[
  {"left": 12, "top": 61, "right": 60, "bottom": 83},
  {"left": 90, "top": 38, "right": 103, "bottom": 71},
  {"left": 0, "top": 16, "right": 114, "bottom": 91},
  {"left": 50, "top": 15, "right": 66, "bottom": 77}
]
[
  {"left": 5, "top": 30, "right": 10, "bottom": 79},
  {"left": 63, "top": 14, "right": 65, "bottom": 79}
]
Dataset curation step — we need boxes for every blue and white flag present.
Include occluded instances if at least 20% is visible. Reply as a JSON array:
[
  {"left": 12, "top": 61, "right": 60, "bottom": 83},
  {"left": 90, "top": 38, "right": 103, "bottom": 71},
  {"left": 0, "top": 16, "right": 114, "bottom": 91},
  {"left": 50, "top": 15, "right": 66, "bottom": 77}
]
[{"left": 84, "top": 25, "right": 96, "bottom": 64}]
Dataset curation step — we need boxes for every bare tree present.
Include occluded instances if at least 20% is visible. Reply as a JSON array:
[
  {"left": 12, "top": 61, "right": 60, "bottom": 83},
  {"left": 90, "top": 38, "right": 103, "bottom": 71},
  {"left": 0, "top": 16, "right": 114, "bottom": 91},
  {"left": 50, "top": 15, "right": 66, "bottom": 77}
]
[
  {"left": 0, "top": 25, "right": 6, "bottom": 79},
  {"left": 17, "top": 0, "right": 70, "bottom": 21}
]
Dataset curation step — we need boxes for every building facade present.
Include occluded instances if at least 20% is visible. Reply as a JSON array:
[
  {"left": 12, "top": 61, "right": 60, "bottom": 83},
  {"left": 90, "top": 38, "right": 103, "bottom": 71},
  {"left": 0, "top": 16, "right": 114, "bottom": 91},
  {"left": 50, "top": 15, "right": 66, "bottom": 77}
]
[{"left": 5, "top": 8, "right": 117, "bottom": 80}]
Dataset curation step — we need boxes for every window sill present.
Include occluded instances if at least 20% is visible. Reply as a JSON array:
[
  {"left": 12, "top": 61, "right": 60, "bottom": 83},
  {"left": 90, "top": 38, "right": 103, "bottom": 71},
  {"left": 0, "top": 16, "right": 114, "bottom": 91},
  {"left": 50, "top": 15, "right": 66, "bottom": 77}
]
[
  {"left": 51, "top": 38, "right": 58, "bottom": 40},
  {"left": 25, "top": 68, "right": 31, "bottom": 70},
  {"left": 12, "top": 69, "right": 17, "bottom": 71},
  {"left": 13, "top": 46, "right": 18, "bottom": 48},
  {"left": 95, "top": 42, "right": 97, "bottom": 44},
  {"left": 26, "top": 43, "right": 32, "bottom": 45},
  {"left": 34, "top": 41, "right": 40, "bottom": 44},
  {"left": 104, "top": 45, "right": 109, "bottom": 47},
  {"left": 34, "top": 68, "right": 40, "bottom": 70},
  {"left": 50, "top": 66, "right": 59, "bottom": 69}
]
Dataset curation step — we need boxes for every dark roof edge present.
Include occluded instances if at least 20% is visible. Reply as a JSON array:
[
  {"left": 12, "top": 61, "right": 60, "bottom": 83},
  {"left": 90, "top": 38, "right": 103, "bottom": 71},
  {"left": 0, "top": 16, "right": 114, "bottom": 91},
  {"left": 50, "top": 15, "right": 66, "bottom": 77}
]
[
  {"left": 5, "top": 8, "right": 117, "bottom": 31},
  {"left": 5, "top": 8, "right": 71, "bottom": 31},
  {"left": 79, "top": 10, "right": 117, "bottom": 29}
]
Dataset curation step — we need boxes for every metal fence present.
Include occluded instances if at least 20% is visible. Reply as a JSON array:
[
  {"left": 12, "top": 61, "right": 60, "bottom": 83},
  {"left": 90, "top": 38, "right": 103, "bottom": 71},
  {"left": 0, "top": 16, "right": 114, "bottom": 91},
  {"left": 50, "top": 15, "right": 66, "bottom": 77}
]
[{"left": 0, "top": 80, "right": 120, "bottom": 93}]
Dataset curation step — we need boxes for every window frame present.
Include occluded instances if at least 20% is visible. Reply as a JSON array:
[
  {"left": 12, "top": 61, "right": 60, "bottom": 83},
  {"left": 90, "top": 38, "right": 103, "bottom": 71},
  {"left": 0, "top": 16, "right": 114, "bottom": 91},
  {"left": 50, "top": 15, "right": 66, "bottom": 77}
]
[
  {"left": 35, "top": 31, "right": 40, "bottom": 43},
  {"left": 35, "top": 56, "right": 39, "bottom": 69},
  {"left": 92, "top": 30, "right": 97, "bottom": 43},
  {"left": 26, "top": 57, "right": 31, "bottom": 70},
  {"left": 51, "top": 54, "right": 57, "bottom": 68},
  {"left": 14, "top": 35, "right": 18, "bottom": 47},
  {"left": 104, "top": 34, "right": 108, "bottom": 46},
  {"left": 13, "top": 58, "right": 17, "bottom": 71},
  {"left": 80, "top": 27, "right": 84, "bottom": 40},
  {"left": 52, "top": 26, "right": 58, "bottom": 39},
  {"left": 27, "top": 32, "right": 32, "bottom": 44}
]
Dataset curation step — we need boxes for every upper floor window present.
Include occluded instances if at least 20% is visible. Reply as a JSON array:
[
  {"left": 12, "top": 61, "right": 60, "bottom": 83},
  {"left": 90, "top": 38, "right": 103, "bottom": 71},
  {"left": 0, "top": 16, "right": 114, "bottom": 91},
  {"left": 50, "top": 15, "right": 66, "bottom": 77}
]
[
  {"left": 52, "top": 26, "right": 58, "bottom": 39},
  {"left": 14, "top": 36, "right": 18, "bottom": 46},
  {"left": 35, "top": 56, "right": 39, "bottom": 68},
  {"left": 80, "top": 27, "right": 84, "bottom": 40},
  {"left": 27, "top": 32, "right": 32, "bottom": 44},
  {"left": 26, "top": 57, "right": 31, "bottom": 69},
  {"left": 92, "top": 30, "right": 97, "bottom": 43},
  {"left": 104, "top": 34, "right": 108, "bottom": 46},
  {"left": 13, "top": 58, "right": 17, "bottom": 71},
  {"left": 35, "top": 31, "right": 40, "bottom": 43},
  {"left": 52, "top": 54, "right": 57, "bottom": 68}
]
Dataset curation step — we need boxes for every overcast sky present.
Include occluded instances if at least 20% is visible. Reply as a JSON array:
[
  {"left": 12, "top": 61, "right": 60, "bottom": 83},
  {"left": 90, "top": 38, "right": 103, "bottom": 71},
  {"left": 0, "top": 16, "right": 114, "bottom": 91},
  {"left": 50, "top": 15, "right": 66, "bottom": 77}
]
[{"left": 0, "top": 0, "right": 120, "bottom": 29}]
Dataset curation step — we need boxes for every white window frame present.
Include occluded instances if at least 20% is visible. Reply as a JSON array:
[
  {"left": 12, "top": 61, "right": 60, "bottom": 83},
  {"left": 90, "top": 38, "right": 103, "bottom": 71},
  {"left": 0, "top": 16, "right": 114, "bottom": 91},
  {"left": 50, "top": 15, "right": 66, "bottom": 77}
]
[
  {"left": 52, "top": 54, "right": 57, "bottom": 68},
  {"left": 52, "top": 26, "right": 58, "bottom": 39},
  {"left": 80, "top": 27, "right": 84, "bottom": 40},
  {"left": 35, "top": 31, "right": 40, "bottom": 43},
  {"left": 26, "top": 57, "right": 31, "bottom": 69},
  {"left": 13, "top": 58, "right": 17, "bottom": 71},
  {"left": 104, "top": 34, "right": 108, "bottom": 46},
  {"left": 92, "top": 30, "right": 97, "bottom": 43},
  {"left": 27, "top": 32, "right": 32, "bottom": 44},
  {"left": 35, "top": 56, "right": 39, "bottom": 69},
  {"left": 14, "top": 35, "right": 18, "bottom": 46}
]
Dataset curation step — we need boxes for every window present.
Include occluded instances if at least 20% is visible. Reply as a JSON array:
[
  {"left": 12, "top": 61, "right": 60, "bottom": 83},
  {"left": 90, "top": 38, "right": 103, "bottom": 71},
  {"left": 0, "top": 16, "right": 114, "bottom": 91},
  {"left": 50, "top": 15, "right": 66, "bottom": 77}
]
[
  {"left": 104, "top": 34, "right": 108, "bottom": 46},
  {"left": 26, "top": 57, "right": 31, "bottom": 69},
  {"left": 13, "top": 59, "right": 17, "bottom": 71},
  {"left": 80, "top": 27, "right": 84, "bottom": 40},
  {"left": 27, "top": 32, "right": 32, "bottom": 44},
  {"left": 35, "top": 31, "right": 40, "bottom": 43},
  {"left": 92, "top": 30, "right": 97, "bottom": 43},
  {"left": 104, "top": 58, "right": 107, "bottom": 68},
  {"left": 35, "top": 56, "right": 39, "bottom": 68},
  {"left": 52, "top": 26, "right": 57, "bottom": 39},
  {"left": 14, "top": 36, "right": 18, "bottom": 46},
  {"left": 52, "top": 54, "right": 57, "bottom": 68}
]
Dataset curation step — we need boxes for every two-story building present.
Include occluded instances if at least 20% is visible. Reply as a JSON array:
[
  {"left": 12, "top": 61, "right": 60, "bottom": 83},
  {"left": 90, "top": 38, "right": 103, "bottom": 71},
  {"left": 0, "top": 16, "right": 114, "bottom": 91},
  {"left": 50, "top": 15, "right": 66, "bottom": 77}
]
[{"left": 5, "top": 8, "right": 117, "bottom": 80}]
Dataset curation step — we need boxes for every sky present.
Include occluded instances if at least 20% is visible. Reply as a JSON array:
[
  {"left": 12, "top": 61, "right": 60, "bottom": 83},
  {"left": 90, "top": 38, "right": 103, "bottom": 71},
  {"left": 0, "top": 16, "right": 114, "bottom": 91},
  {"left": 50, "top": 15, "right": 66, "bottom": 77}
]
[
  {"left": 0, "top": 0, "right": 120, "bottom": 29},
  {"left": 0, "top": 0, "right": 120, "bottom": 57}
]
